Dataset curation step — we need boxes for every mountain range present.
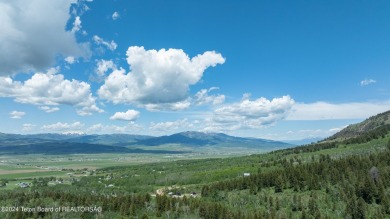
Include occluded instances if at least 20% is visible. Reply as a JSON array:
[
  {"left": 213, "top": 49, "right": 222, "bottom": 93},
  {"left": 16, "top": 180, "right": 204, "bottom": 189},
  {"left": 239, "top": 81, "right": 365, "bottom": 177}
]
[
  {"left": 0, "top": 131, "right": 292, "bottom": 155},
  {"left": 3, "top": 110, "right": 389, "bottom": 155}
]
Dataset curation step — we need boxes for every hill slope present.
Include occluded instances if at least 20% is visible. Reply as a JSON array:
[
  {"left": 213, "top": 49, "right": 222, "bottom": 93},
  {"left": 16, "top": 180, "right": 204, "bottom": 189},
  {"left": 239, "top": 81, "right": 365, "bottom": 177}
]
[
  {"left": 65, "top": 134, "right": 153, "bottom": 146},
  {"left": 325, "top": 110, "right": 390, "bottom": 141}
]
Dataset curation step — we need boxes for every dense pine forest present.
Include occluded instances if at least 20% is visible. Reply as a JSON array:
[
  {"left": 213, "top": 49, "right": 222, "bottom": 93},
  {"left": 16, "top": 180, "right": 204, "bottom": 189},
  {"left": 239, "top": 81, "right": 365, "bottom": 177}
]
[{"left": 1, "top": 112, "right": 390, "bottom": 218}]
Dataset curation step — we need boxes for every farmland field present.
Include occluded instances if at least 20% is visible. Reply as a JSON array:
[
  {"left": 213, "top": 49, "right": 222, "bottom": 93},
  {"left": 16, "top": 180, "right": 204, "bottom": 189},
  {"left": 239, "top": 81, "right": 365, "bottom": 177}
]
[{"left": 0, "top": 146, "right": 266, "bottom": 181}]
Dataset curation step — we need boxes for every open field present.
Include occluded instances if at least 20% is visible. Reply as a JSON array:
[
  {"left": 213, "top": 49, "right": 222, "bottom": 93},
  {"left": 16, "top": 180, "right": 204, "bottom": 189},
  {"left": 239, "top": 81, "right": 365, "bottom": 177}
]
[
  {"left": 0, "top": 171, "right": 64, "bottom": 180},
  {"left": 0, "top": 146, "right": 267, "bottom": 180}
]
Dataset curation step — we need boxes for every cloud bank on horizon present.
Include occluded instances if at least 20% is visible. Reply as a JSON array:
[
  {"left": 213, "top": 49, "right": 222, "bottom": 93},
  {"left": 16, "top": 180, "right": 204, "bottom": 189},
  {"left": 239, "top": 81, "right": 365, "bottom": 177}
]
[{"left": 0, "top": 0, "right": 389, "bottom": 140}]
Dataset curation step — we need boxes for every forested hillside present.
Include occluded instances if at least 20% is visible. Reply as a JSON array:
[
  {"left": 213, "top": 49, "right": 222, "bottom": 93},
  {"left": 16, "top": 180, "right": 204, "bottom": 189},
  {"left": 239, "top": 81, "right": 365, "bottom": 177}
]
[{"left": 0, "top": 111, "right": 390, "bottom": 218}]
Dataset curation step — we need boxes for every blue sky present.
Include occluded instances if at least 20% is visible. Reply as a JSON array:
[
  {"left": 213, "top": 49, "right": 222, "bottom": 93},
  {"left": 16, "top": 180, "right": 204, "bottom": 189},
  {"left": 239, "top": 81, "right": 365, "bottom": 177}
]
[{"left": 1, "top": 0, "right": 390, "bottom": 140}]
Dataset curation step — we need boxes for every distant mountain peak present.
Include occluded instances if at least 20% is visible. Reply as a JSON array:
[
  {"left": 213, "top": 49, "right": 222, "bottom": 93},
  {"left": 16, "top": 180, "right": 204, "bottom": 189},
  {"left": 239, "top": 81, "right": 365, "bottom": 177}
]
[{"left": 133, "top": 131, "right": 291, "bottom": 148}]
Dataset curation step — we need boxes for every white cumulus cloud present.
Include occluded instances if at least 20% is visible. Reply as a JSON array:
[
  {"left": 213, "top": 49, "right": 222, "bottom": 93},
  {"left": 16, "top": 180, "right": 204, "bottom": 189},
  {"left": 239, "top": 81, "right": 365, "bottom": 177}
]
[
  {"left": 112, "top": 11, "right": 120, "bottom": 20},
  {"left": 98, "top": 46, "right": 225, "bottom": 110},
  {"left": 149, "top": 119, "right": 192, "bottom": 132},
  {"left": 22, "top": 123, "right": 36, "bottom": 132},
  {"left": 64, "top": 56, "right": 77, "bottom": 64},
  {"left": 203, "top": 95, "right": 295, "bottom": 131},
  {"left": 0, "top": 68, "right": 103, "bottom": 116},
  {"left": 144, "top": 99, "right": 192, "bottom": 111},
  {"left": 194, "top": 87, "right": 225, "bottom": 106},
  {"left": 93, "top": 35, "right": 117, "bottom": 51},
  {"left": 41, "top": 121, "right": 84, "bottom": 132},
  {"left": 39, "top": 106, "right": 60, "bottom": 113},
  {"left": 10, "top": 111, "right": 26, "bottom": 119},
  {"left": 360, "top": 79, "right": 376, "bottom": 86},
  {"left": 71, "top": 16, "right": 82, "bottom": 33},
  {"left": 110, "top": 109, "right": 140, "bottom": 121},
  {"left": 0, "top": 0, "right": 89, "bottom": 76},
  {"left": 95, "top": 59, "right": 116, "bottom": 76},
  {"left": 87, "top": 122, "right": 142, "bottom": 134}
]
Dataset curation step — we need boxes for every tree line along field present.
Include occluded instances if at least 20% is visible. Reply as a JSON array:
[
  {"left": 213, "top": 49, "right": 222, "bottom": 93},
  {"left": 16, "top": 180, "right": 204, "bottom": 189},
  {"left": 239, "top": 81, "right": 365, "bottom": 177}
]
[{"left": 0, "top": 119, "right": 389, "bottom": 218}]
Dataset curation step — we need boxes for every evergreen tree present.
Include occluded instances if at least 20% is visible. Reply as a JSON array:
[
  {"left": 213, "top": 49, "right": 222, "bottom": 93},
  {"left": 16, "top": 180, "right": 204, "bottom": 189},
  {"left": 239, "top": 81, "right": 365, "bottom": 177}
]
[
  {"left": 274, "top": 176, "right": 283, "bottom": 193},
  {"left": 381, "top": 194, "right": 390, "bottom": 215},
  {"left": 291, "top": 194, "right": 298, "bottom": 212},
  {"left": 130, "top": 204, "right": 136, "bottom": 216},
  {"left": 355, "top": 197, "right": 366, "bottom": 219},
  {"left": 308, "top": 197, "right": 319, "bottom": 218},
  {"left": 301, "top": 209, "right": 307, "bottom": 219},
  {"left": 275, "top": 197, "right": 280, "bottom": 211},
  {"left": 387, "top": 139, "right": 390, "bottom": 150},
  {"left": 201, "top": 185, "right": 210, "bottom": 197},
  {"left": 119, "top": 203, "right": 129, "bottom": 216}
]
